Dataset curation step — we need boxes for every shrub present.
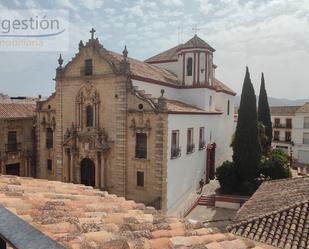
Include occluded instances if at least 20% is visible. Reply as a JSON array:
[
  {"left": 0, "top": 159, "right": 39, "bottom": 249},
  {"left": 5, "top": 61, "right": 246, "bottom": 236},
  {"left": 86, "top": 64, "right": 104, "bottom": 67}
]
[
  {"left": 260, "top": 149, "right": 292, "bottom": 180},
  {"left": 216, "top": 161, "right": 238, "bottom": 194}
]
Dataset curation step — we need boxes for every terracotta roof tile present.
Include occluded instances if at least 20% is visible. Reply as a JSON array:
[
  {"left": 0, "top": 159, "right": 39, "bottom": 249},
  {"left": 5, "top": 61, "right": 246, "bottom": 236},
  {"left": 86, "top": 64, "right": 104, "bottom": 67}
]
[
  {"left": 145, "top": 35, "right": 215, "bottom": 63},
  {"left": 270, "top": 106, "right": 300, "bottom": 116},
  {"left": 0, "top": 102, "right": 36, "bottom": 119},
  {"left": 179, "top": 35, "right": 215, "bottom": 52},
  {"left": 0, "top": 175, "right": 265, "bottom": 249},
  {"left": 107, "top": 51, "right": 179, "bottom": 86},
  {"left": 296, "top": 102, "right": 309, "bottom": 113},
  {"left": 213, "top": 78, "right": 236, "bottom": 96},
  {"left": 166, "top": 99, "right": 222, "bottom": 114},
  {"left": 145, "top": 45, "right": 180, "bottom": 63},
  {"left": 228, "top": 177, "right": 309, "bottom": 249}
]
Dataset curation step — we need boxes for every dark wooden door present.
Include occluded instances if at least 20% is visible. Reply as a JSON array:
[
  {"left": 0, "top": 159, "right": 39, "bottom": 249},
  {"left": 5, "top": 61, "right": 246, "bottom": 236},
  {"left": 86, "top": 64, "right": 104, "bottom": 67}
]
[
  {"left": 6, "top": 163, "right": 20, "bottom": 176},
  {"left": 80, "top": 158, "right": 95, "bottom": 187},
  {"left": 206, "top": 143, "right": 216, "bottom": 183}
]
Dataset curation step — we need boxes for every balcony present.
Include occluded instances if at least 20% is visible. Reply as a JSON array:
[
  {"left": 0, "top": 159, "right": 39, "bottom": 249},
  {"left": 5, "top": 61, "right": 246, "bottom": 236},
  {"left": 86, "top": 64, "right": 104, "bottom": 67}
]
[
  {"left": 187, "top": 143, "right": 195, "bottom": 154},
  {"left": 273, "top": 123, "right": 292, "bottom": 129},
  {"left": 273, "top": 138, "right": 293, "bottom": 144},
  {"left": 5, "top": 143, "right": 21, "bottom": 153},
  {"left": 171, "top": 146, "right": 181, "bottom": 159},
  {"left": 199, "top": 141, "right": 206, "bottom": 150}
]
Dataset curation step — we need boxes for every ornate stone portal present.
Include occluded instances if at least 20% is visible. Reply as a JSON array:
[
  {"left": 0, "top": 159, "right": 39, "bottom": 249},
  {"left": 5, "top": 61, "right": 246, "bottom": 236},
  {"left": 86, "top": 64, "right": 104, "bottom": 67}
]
[{"left": 62, "top": 83, "right": 109, "bottom": 189}]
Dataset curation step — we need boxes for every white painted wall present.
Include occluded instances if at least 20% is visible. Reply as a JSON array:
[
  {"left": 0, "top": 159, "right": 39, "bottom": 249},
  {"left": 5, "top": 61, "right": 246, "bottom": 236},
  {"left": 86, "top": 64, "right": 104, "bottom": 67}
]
[
  {"left": 270, "top": 113, "right": 309, "bottom": 164},
  {"left": 166, "top": 110, "right": 234, "bottom": 210},
  {"left": 132, "top": 79, "right": 217, "bottom": 111},
  {"left": 166, "top": 114, "right": 217, "bottom": 210},
  {"left": 151, "top": 61, "right": 178, "bottom": 76},
  {"left": 292, "top": 113, "right": 309, "bottom": 162}
]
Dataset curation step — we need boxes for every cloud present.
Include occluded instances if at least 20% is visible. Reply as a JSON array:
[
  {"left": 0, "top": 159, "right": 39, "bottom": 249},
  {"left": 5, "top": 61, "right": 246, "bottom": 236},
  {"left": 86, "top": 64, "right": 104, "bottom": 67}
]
[
  {"left": 124, "top": 5, "right": 143, "bottom": 17},
  {"left": 79, "top": 0, "right": 103, "bottom": 11},
  {"left": 159, "top": 0, "right": 184, "bottom": 7}
]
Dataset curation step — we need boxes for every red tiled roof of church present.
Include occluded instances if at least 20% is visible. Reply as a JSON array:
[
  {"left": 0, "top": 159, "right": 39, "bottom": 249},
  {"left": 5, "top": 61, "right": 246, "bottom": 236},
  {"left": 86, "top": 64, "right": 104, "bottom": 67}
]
[
  {"left": 0, "top": 102, "right": 36, "bottom": 119},
  {"left": 0, "top": 175, "right": 267, "bottom": 249},
  {"left": 145, "top": 35, "right": 215, "bottom": 64}
]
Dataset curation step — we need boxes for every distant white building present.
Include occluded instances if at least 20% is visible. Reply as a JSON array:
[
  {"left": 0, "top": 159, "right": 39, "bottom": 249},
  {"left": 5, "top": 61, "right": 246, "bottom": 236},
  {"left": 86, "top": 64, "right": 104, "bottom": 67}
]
[{"left": 270, "top": 103, "right": 309, "bottom": 174}]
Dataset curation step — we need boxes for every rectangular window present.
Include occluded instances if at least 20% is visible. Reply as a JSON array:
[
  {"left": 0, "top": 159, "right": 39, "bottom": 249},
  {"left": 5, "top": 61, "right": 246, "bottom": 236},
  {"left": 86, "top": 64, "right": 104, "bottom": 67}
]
[
  {"left": 137, "top": 171, "right": 144, "bottom": 187},
  {"left": 285, "top": 131, "right": 291, "bottom": 142},
  {"left": 7, "top": 131, "right": 18, "bottom": 152},
  {"left": 274, "top": 118, "right": 280, "bottom": 128},
  {"left": 85, "top": 59, "right": 93, "bottom": 76},
  {"left": 274, "top": 131, "right": 280, "bottom": 141},
  {"left": 187, "top": 57, "right": 193, "bottom": 76},
  {"left": 304, "top": 117, "right": 309, "bottom": 129},
  {"left": 303, "top": 133, "right": 309, "bottom": 144},
  {"left": 135, "top": 133, "right": 147, "bottom": 159},
  {"left": 227, "top": 100, "right": 230, "bottom": 115},
  {"left": 187, "top": 128, "right": 194, "bottom": 153},
  {"left": 286, "top": 118, "right": 292, "bottom": 128},
  {"left": 209, "top": 96, "right": 212, "bottom": 107},
  {"left": 199, "top": 127, "right": 205, "bottom": 150},
  {"left": 47, "top": 159, "right": 52, "bottom": 171},
  {"left": 171, "top": 130, "right": 180, "bottom": 158},
  {"left": 46, "top": 128, "right": 53, "bottom": 149}
]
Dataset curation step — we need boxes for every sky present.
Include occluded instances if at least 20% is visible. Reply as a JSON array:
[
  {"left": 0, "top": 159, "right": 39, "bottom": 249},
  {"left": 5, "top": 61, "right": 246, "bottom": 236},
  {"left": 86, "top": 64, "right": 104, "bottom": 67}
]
[{"left": 0, "top": 0, "right": 308, "bottom": 99}]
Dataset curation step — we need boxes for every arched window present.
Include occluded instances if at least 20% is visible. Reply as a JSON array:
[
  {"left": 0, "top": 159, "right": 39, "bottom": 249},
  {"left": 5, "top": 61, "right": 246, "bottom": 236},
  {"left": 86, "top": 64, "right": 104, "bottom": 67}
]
[
  {"left": 86, "top": 105, "right": 94, "bottom": 127},
  {"left": 187, "top": 57, "right": 193, "bottom": 76}
]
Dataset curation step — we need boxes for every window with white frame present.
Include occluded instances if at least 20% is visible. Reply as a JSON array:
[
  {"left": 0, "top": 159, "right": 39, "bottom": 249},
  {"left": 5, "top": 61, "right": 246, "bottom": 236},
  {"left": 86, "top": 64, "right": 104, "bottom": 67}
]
[
  {"left": 303, "top": 133, "right": 309, "bottom": 144},
  {"left": 304, "top": 117, "right": 309, "bottom": 129}
]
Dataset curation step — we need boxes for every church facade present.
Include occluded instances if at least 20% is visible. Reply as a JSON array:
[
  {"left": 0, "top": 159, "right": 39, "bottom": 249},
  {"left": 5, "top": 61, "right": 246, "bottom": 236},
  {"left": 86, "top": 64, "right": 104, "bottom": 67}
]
[{"left": 36, "top": 30, "right": 235, "bottom": 212}]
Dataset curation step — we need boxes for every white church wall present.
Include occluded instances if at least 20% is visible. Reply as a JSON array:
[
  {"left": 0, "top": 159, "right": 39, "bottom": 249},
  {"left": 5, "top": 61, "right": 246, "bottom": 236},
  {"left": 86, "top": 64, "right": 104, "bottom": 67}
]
[
  {"left": 166, "top": 114, "right": 220, "bottom": 210},
  {"left": 132, "top": 79, "right": 179, "bottom": 99},
  {"left": 212, "top": 92, "right": 234, "bottom": 167},
  {"left": 132, "top": 79, "right": 217, "bottom": 111},
  {"left": 150, "top": 61, "right": 179, "bottom": 76}
]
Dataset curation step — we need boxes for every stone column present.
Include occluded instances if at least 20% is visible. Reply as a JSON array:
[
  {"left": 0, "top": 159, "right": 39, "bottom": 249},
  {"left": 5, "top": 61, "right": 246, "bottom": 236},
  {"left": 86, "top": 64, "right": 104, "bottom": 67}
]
[
  {"left": 0, "top": 161, "right": 5, "bottom": 174},
  {"left": 100, "top": 155, "right": 104, "bottom": 189},
  {"left": 95, "top": 155, "right": 100, "bottom": 188},
  {"left": 70, "top": 152, "right": 74, "bottom": 183}
]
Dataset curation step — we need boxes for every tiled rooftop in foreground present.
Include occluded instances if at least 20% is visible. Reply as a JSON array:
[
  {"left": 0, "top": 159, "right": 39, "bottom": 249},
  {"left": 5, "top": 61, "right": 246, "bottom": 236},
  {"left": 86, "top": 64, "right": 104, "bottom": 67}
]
[
  {"left": 228, "top": 177, "right": 309, "bottom": 249},
  {"left": 0, "top": 175, "right": 268, "bottom": 249}
]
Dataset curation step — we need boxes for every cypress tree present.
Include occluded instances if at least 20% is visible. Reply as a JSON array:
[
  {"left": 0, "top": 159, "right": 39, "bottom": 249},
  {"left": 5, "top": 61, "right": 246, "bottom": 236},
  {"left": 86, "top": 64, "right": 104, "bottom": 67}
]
[
  {"left": 233, "top": 67, "right": 261, "bottom": 186},
  {"left": 258, "top": 73, "right": 273, "bottom": 150}
]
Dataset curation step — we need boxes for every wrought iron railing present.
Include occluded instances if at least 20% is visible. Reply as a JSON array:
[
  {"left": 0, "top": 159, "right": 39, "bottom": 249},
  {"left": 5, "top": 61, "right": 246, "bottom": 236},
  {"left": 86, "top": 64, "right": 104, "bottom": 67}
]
[
  {"left": 5, "top": 143, "right": 21, "bottom": 153},
  {"left": 187, "top": 143, "right": 195, "bottom": 154},
  {"left": 171, "top": 146, "right": 181, "bottom": 159}
]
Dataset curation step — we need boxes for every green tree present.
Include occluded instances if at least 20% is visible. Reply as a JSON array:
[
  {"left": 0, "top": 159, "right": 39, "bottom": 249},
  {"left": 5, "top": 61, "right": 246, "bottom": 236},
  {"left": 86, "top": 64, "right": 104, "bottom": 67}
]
[
  {"left": 260, "top": 149, "right": 292, "bottom": 180},
  {"left": 233, "top": 67, "right": 261, "bottom": 188},
  {"left": 258, "top": 73, "right": 273, "bottom": 152},
  {"left": 216, "top": 161, "right": 237, "bottom": 194}
]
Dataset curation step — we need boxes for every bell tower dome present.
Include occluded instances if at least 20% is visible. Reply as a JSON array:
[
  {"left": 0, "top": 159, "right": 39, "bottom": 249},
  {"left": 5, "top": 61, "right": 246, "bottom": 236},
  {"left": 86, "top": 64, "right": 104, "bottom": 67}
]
[{"left": 177, "top": 35, "right": 215, "bottom": 87}]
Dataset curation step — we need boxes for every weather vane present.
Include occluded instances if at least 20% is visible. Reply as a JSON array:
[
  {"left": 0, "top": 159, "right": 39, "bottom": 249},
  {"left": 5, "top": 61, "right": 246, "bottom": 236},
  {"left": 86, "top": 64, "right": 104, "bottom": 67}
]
[{"left": 192, "top": 24, "right": 200, "bottom": 35}]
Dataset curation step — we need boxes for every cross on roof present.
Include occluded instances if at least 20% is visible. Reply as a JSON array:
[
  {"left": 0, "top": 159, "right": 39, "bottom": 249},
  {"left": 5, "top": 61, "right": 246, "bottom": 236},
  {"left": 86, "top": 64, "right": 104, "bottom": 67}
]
[
  {"left": 90, "top": 28, "right": 96, "bottom": 40},
  {"left": 192, "top": 24, "right": 200, "bottom": 34}
]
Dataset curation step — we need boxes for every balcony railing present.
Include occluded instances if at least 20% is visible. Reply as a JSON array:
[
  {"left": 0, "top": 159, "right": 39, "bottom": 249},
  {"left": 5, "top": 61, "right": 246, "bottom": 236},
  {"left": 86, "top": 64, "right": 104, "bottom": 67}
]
[
  {"left": 171, "top": 146, "right": 181, "bottom": 159},
  {"left": 187, "top": 143, "right": 195, "bottom": 154},
  {"left": 135, "top": 148, "right": 147, "bottom": 159},
  {"left": 273, "top": 123, "right": 292, "bottom": 129},
  {"left": 5, "top": 143, "right": 21, "bottom": 153},
  {"left": 199, "top": 141, "right": 206, "bottom": 150},
  {"left": 273, "top": 138, "right": 293, "bottom": 143}
]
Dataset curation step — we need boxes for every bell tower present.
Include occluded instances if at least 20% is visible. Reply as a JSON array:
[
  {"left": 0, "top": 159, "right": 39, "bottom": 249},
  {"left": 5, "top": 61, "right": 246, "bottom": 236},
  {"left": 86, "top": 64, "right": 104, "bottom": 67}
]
[{"left": 178, "top": 35, "right": 215, "bottom": 87}]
